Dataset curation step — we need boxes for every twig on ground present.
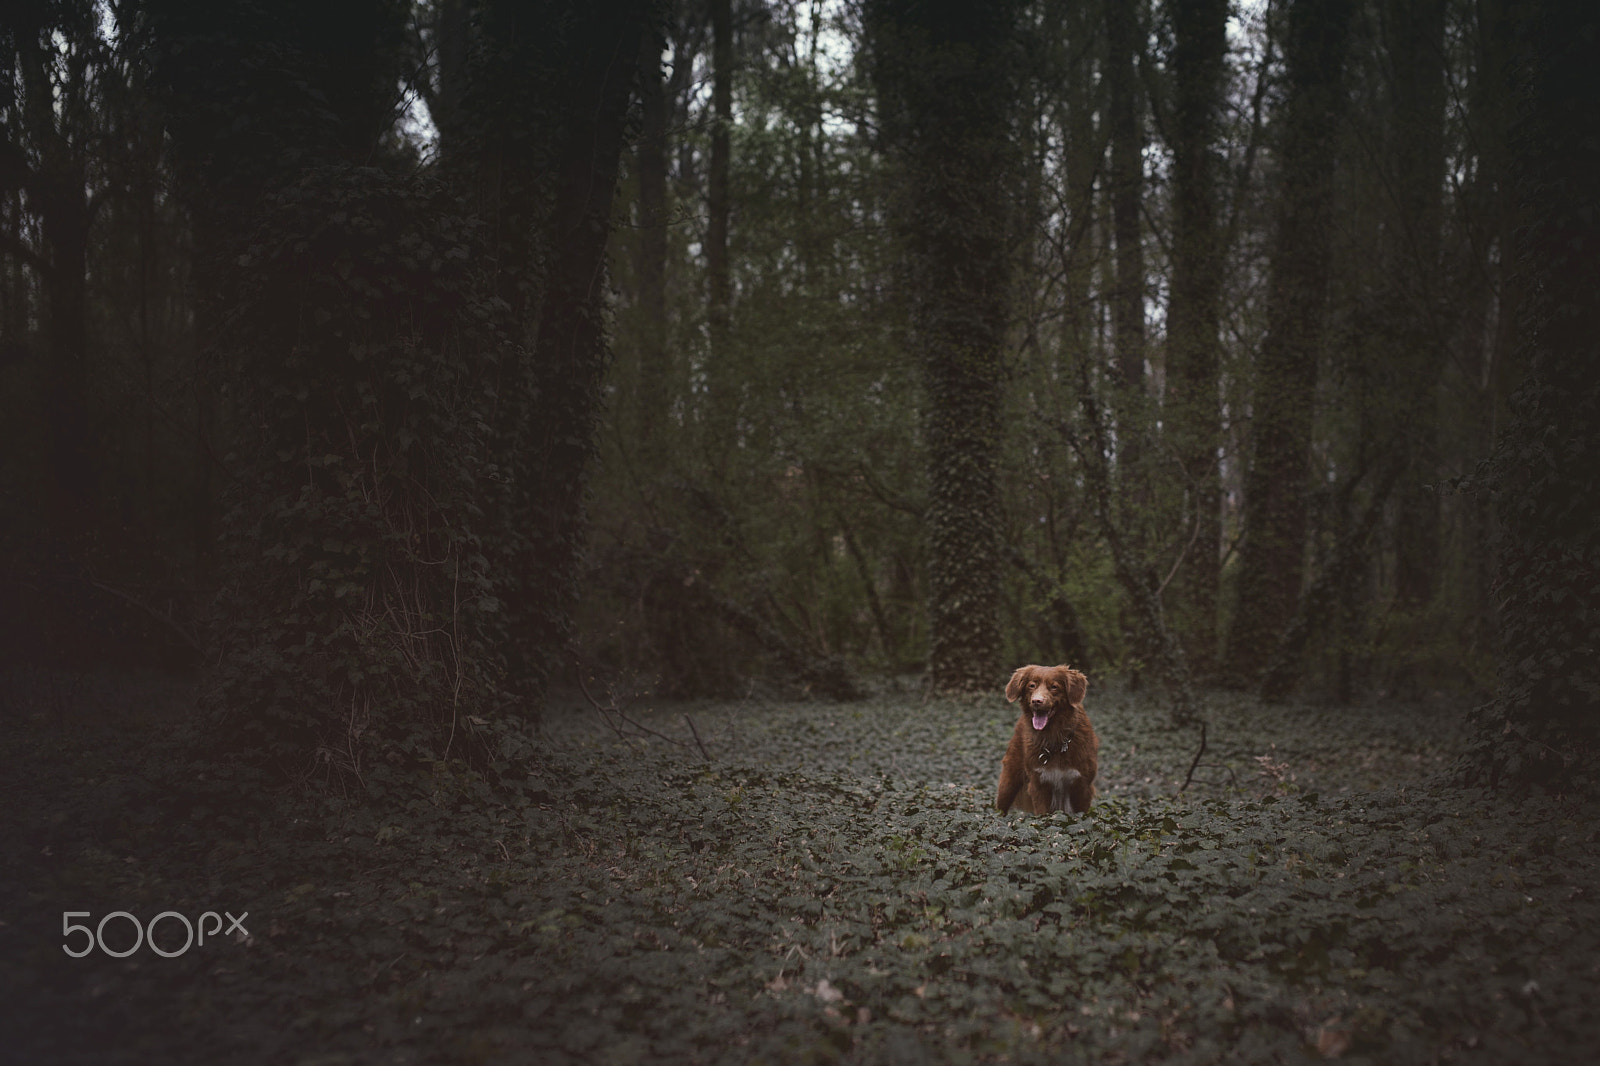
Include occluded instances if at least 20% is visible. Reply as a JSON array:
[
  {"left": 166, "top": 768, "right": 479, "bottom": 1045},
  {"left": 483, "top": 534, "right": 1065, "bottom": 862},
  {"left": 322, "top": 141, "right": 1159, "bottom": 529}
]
[
  {"left": 574, "top": 668, "right": 702, "bottom": 753},
  {"left": 1181, "top": 720, "right": 1208, "bottom": 792},
  {"left": 612, "top": 706, "right": 695, "bottom": 749},
  {"left": 684, "top": 714, "right": 711, "bottom": 760},
  {"left": 1195, "top": 762, "right": 1240, "bottom": 788},
  {"left": 575, "top": 672, "right": 631, "bottom": 742}
]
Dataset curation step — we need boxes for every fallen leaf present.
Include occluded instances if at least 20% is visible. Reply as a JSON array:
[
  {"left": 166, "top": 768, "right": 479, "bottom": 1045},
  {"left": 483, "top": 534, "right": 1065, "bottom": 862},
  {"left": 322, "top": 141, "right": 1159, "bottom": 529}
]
[{"left": 1314, "top": 1017, "right": 1352, "bottom": 1059}]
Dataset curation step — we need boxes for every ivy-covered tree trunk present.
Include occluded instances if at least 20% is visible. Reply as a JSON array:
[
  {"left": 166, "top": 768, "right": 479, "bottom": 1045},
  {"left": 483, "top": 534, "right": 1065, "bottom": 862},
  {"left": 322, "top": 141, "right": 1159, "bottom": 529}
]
[
  {"left": 520, "top": 2, "right": 649, "bottom": 702},
  {"left": 1386, "top": 0, "right": 1447, "bottom": 630},
  {"left": 439, "top": 0, "right": 649, "bottom": 709},
  {"left": 1223, "top": 0, "right": 1353, "bottom": 687},
  {"left": 868, "top": 0, "right": 1019, "bottom": 692},
  {"left": 1461, "top": 0, "right": 1600, "bottom": 790},
  {"left": 148, "top": 0, "right": 648, "bottom": 777},
  {"left": 1163, "top": 0, "right": 1229, "bottom": 677},
  {"left": 149, "top": 0, "right": 501, "bottom": 776}
]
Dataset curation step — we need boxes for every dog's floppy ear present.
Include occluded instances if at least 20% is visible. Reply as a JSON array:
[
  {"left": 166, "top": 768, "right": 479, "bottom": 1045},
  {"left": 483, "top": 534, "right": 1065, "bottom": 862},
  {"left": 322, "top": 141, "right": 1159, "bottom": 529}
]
[
  {"left": 1064, "top": 667, "right": 1088, "bottom": 708},
  {"left": 1005, "top": 666, "right": 1035, "bottom": 702}
]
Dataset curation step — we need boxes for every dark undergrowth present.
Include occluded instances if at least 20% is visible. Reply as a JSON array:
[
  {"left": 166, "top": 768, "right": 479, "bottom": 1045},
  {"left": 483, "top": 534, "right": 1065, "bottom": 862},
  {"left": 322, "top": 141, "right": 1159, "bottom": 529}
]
[{"left": 2, "top": 668, "right": 1597, "bottom": 1064}]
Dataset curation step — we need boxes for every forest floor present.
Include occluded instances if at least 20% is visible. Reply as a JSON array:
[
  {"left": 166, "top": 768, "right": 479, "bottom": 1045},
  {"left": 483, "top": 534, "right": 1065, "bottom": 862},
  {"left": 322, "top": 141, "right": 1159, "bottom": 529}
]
[{"left": 2, "top": 668, "right": 1599, "bottom": 1065}]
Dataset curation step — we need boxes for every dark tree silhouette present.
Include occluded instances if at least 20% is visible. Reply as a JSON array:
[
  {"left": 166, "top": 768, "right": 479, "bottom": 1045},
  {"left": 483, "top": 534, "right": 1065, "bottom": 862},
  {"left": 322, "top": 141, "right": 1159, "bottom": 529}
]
[
  {"left": 868, "top": 0, "right": 1021, "bottom": 692},
  {"left": 1104, "top": 0, "right": 1147, "bottom": 469},
  {"left": 1386, "top": 0, "right": 1448, "bottom": 627},
  {"left": 1461, "top": 0, "right": 1600, "bottom": 789},
  {"left": 705, "top": 0, "right": 734, "bottom": 466},
  {"left": 519, "top": 0, "right": 650, "bottom": 701},
  {"left": 1162, "top": 0, "right": 1229, "bottom": 676},
  {"left": 1223, "top": 0, "right": 1354, "bottom": 687},
  {"left": 870, "top": 0, "right": 1017, "bottom": 688},
  {"left": 141, "top": 0, "right": 649, "bottom": 775},
  {"left": 0, "top": 5, "right": 114, "bottom": 546},
  {"left": 634, "top": 28, "right": 670, "bottom": 449}
]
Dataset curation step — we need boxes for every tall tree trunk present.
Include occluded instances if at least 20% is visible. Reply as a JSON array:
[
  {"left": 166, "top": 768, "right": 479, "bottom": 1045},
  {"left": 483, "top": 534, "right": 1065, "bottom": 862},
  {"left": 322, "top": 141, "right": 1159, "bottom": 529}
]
[
  {"left": 1043, "top": 0, "right": 1099, "bottom": 680},
  {"left": 14, "top": 27, "right": 95, "bottom": 543},
  {"left": 635, "top": 29, "right": 670, "bottom": 448},
  {"left": 1461, "top": 0, "right": 1517, "bottom": 660},
  {"left": 797, "top": 0, "right": 825, "bottom": 287},
  {"left": 41, "top": 185, "right": 91, "bottom": 542},
  {"left": 1223, "top": 0, "right": 1354, "bottom": 687},
  {"left": 431, "top": 0, "right": 469, "bottom": 156},
  {"left": 1460, "top": 0, "right": 1600, "bottom": 789},
  {"left": 1164, "top": 0, "right": 1229, "bottom": 676},
  {"left": 1386, "top": 0, "right": 1447, "bottom": 621},
  {"left": 705, "top": 0, "right": 734, "bottom": 463},
  {"left": 1059, "top": 0, "right": 1098, "bottom": 384},
  {"left": 1, "top": 198, "right": 23, "bottom": 346},
  {"left": 426, "top": 0, "right": 651, "bottom": 705},
  {"left": 868, "top": 0, "right": 1019, "bottom": 692},
  {"left": 522, "top": 1, "right": 650, "bottom": 697},
  {"left": 1104, "top": 0, "right": 1146, "bottom": 466}
]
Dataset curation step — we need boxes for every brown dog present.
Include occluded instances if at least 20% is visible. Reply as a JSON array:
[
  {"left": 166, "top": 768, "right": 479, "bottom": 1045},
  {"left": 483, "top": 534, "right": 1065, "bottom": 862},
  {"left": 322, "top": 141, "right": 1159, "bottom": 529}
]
[{"left": 995, "top": 664, "right": 1099, "bottom": 814}]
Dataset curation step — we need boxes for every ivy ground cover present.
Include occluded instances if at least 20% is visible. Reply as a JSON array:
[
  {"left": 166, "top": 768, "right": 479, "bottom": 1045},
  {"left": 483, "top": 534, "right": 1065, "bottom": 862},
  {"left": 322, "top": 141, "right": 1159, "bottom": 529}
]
[{"left": 2, "top": 672, "right": 1598, "bottom": 1063}]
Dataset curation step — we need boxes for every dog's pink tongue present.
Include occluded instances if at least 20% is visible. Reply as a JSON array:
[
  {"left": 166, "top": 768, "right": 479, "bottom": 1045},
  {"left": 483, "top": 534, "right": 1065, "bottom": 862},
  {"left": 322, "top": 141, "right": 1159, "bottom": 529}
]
[{"left": 1031, "top": 712, "right": 1050, "bottom": 731}]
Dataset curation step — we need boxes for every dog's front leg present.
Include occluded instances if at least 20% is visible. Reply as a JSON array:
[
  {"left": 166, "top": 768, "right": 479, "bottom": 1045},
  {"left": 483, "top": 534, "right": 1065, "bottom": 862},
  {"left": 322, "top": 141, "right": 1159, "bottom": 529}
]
[{"left": 996, "top": 723, "right": 1029, "bottom": 812}]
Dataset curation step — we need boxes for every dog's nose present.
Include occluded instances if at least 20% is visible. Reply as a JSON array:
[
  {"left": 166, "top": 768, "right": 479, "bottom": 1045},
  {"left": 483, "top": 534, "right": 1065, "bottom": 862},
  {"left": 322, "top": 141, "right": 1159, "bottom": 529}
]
[{"left": 1030, "top": 690, "right": 1047, "bottom": 706}]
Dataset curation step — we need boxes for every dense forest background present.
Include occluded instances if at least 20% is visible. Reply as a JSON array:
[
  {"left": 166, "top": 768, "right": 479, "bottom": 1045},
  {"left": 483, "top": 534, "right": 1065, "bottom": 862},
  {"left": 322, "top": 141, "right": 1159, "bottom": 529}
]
[{"left": 0, "top": 0, "right": 1595, "bottom": 788}]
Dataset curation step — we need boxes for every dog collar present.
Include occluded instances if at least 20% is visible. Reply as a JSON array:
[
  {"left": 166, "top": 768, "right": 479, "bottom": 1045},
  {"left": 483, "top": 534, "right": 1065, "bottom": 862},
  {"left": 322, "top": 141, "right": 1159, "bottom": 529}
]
[{"left": 1037, "top": 734, "right": 1071, "bottom": 764}]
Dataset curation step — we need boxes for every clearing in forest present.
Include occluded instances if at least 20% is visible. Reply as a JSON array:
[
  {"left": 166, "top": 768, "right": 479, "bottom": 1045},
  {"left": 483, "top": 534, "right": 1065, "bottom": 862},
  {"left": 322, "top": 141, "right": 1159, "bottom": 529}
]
[{"left": 2, "top": 671, "right": 1597, "bottom": 1063}]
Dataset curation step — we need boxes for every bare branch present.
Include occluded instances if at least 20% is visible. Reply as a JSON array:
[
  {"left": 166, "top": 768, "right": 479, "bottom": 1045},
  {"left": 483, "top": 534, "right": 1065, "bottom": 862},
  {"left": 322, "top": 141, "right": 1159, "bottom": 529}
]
[
  {"left": 574, "top": 665, "right": 702, "bottom": 752},
  {"left": 683, "top": 714, "right": 710, "bottom": 761},
  {"left": 1180, "top": 720, "right": 1207, "bottom": 792}
]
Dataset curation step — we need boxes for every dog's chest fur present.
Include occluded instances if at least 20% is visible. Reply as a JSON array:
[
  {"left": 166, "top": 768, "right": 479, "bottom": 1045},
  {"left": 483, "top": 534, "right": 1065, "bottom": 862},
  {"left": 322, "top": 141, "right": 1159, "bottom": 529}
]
[{"left": 1029, "top": 722, "right": 1084, "bottom": 812}]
